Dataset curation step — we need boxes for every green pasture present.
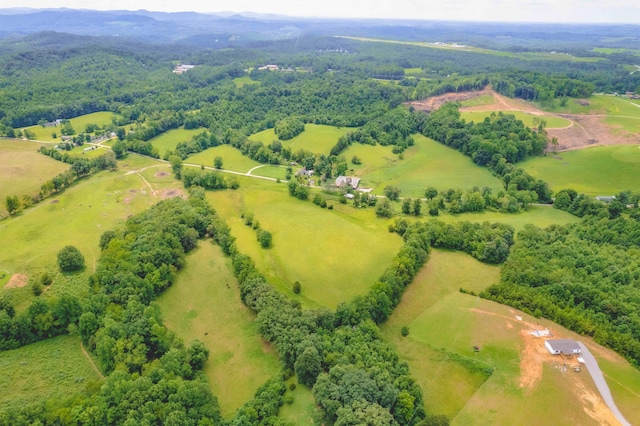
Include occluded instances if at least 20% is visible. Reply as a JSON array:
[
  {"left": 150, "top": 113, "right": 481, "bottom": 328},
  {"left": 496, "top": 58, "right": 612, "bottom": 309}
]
[
  {"left": 596, "top": 357, "right": 640, "bottom": 425},
  {"left": 205, "top": 176, "right": 401, "bottom": 309},
  {"left": 249, "top": 165, "right": 288, "bottom": 180},
  {"left": 538, "top": 94, "right": 640, "bottom": 115},
  {"left": 520, "top": 145, "right": 640, "bottom": 195},
  {"left": 156, "top": 243, "right": 280, "bottom": 418},
  {"left": 459, "top": 94, "right": 495, "bottom": 108},
  {"left": 249, "top": 124, "right": 354, "bottom": 155},
  {"left": 0, "top": 140, "right": 69, "bottom": 216},
  {"left": 0, "top": 334, "right": 102, "bottom": 411},
  {"left": 233, "top": 76, "right": 260, "bottom": 88},
  {"left": 67, "top": 145, "right": 110, "bottom": 159},
  {"left": 346, "top": 134, "right": 503, "bottom": 197},
  {"left": 185, "top": 145, "right": 260, "bottom": 173},
  {"left": 0, "top": 156, "right": 178, "bottom": 309},
  {"left": 19, "top": 111, "right": 119, "bottom": 142},
  {"left": 460, "top": 110, "right": 571, "bottom": 129},
  {"left": 149, "top": 127, "right": 204, "bottom": 158}
]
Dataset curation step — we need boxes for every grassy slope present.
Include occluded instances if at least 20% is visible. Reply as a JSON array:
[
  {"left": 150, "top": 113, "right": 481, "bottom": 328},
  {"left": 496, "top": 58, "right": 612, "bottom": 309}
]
[
  {"left": 156, "top": 243, "right": 280, "bottom": 418},
  {"left": 0, "top": 155, "right": 177, "bottom": 309},
  {"left": 346, "top": 134, "right": 504, "bottom": 197},
  {"left": 150, "top": 127, "right": 204, "bottom": 158},
  {"left": 249, "top": 124, "right": 354, "bottom": 155},
  {"left": 520, "top": 145, "right": 640, "bottom": 195},
  {"left": 0, "top": 335, "right": 102, "bottom": 411},
  {"left": 186, "top": 145, "right": 260, "bottom": 173},
  {"left": 382, "top": 250, "right": 640, "bottom": 425},
  {"left": 19, "top": 112, "right": 118, "bottom": 142},
  {"left": 206, "top": 177, "right": 402, "bottom": 309},
  {"left": 459, "top": 110, "right": 571, "bottom": 129},
  {"left": 0, "top": 140, "right": 69, "bottom": 215}
]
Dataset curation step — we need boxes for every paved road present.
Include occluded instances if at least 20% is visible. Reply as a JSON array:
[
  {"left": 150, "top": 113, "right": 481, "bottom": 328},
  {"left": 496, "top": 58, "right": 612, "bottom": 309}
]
[{"left": 578, "top": 341, "right": 631, "bottom": 426}]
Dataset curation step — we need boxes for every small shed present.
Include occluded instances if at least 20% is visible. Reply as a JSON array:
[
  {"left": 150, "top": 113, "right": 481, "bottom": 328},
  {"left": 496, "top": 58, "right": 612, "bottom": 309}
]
[{"left": 545, "top": 339, "right": 581, "bottom": 356}]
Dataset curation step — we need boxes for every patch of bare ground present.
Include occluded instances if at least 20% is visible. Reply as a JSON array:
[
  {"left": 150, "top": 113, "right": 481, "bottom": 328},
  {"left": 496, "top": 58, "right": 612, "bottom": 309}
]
[
  {"left": 406, "top": 88, "right": 493, "bottom": 112},
  {"left": 548, "top": 114, "right": 640, "bottom": 151},
  {"left": 159, "top": 188, "right": 187, "bottom": 200},
  {"left": 4, "top": 273, "right": 28, "bottom": 289},
  {"left": 154, "top": 171, "right": 169, "bottom": 177},
  {"left": 574, "top": 381, "right": 620, "bottom": 426}
]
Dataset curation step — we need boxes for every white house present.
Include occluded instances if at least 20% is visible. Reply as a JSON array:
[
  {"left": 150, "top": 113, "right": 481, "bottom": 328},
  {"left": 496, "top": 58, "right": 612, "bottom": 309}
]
[{"left": 545, "top": 339, "right": 582, "bottom": 356}]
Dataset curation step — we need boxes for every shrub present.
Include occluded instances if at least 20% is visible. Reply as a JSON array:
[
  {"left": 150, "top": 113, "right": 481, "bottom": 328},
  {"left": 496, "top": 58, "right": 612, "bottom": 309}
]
[
  {"left": 401, "top": 326, "right": 409, "bottom": 337},
  {"left": 293, "top": 281, "right": 301, "bottom": 294}
]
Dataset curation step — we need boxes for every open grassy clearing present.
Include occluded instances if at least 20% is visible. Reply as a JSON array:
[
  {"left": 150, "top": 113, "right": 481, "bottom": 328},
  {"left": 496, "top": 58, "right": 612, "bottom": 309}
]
[
  {"left": 458, "top": 94, "right": 495, "bottom": 108},
  {"left": 346, "top": 134, "right": 503, "bottom": 197},
  {"left": 205, "top": 176, "right": 401, "bottom": 309},
  {"left": 520, "top": 145, "right": 640, "bottom": 195},
  {"left": 0, "top": 155, "right": 178, "bottom": 310},
  {"left": 67, "top": 144, "right": 110, "bottom": 158},
  {"left": 19, "top": 111, "right": 119, "bottom": 143},
  {"left": 0, "top": 140, "right": 69, "bottom": 216},
  {"left": 537, "top": 94, "right": 640, "bottom": 115},
  {"left": 460, "top": 110, "right": 571, "bottom": 129},
  {"left": 249, "top": 124, "right": 354, "bottom": 155},
  {"left": 0, "top": 334, "right": 102, "bottom": 411},
  {"left": 149, "top": 127, "right": 204, "bottom": 158},
  {"left": 232, "top": 76, "right": 260, "bottom": 88},
  {"left": 185, "top": 145, "right": 260, "bottom": 173},
  {"left": 279, "top": 378, "right": 318, "bottom": 424},
  {"left": 435, "top": 205, "right": 580, "bottom": 232},
  {"left": 155, "top": 242, "right": 280, "bottom": 418},
  {"left": 250, "top": 165, "right": 288, "bottom": 180}
]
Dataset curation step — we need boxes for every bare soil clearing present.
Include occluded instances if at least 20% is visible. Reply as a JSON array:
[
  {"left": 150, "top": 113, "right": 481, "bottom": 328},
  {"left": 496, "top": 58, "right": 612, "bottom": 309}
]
[
  {"left": 409, "top": 89, "right": 640, "bottom": 151},
  {"left": 4, "top": 273, "right": 28, "bottom": 289}
]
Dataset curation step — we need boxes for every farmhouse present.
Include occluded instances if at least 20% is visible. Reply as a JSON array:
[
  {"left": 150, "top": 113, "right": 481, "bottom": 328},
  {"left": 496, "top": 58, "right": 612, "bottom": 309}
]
[
  {"left": 258, "top": 64, "right": 279, "bottom": 71},
  {"left": 173, "top": 64, "right": 196, "bottom": 74},
  {"left": 336, "top": 175, "right": 361, "bottom": 189},
  {"left": 595, "top": 195, "right": 616, "bottom": 203},
  {"left": 545, "top": 339, "right": 582, "bottom": 356}
]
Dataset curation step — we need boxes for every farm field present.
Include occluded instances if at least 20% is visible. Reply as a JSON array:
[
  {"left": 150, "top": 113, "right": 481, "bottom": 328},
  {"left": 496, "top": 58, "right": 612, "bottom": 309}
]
[
  {"left": 520, "top": 145, "right": 640, "bottom": 195},
  {"left": 0, "top": 334, "right": 102, "bottom": 411},
  {"left": 205, "top": 176, "right": 402, "bottom": 309},
  {"left": 232, "top": 76, "right": 259, "bottom": 87},
  {"left": 249, "top": 124, "right": 354, "bottom": 155},
  {"left": 459, "top": 110, "right": 571, "bottom": 128},
  {"left": 537, "top": 94, "right": 640, "bottom": 115},
  {"left": 0, "top": 155, "right": 179, "bottom": 309},
  {"left": 186, "top": 145, "right": 260, "bottom": 173},
  {"left": 346, "top": 134, "right": 503, "bottom": 197},
  {"left": 18, "top": 111, "right": 119, "bottom": 143},
  {"left": 155, "top": 243, "right": 280, "bottom": 418},
  {"left": 0, "top": 140, "right": 69, "bottom": 216},
  {"left": 149, "top": 127, "right": 204, "bottom": 158},
  {"left": 382, "top": 250, "right": 640, "bottom": 425},
  {"left": 249, "top": 165, "right": 288, "bottom": 180}
]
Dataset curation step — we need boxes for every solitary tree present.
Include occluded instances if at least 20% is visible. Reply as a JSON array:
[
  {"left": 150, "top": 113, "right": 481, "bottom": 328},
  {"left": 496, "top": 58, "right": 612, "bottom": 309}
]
[
  {"left": 5, "top": 195, "right": 20, "bottom": 215},
  {"left": 383, "top": 185, "right": 401, "bottom": 201},
  {"left": 57, "top": 246, "right": 85, "bottom": 272},
  {"left": 424, "top": 187, "right": 438, "bottom": 200}
]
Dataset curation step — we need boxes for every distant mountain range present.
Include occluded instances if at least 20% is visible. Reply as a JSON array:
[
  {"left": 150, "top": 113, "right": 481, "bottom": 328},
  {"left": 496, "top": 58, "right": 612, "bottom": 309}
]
[{"left": 0, "top": 8, "right": 638, "bottom": 49}]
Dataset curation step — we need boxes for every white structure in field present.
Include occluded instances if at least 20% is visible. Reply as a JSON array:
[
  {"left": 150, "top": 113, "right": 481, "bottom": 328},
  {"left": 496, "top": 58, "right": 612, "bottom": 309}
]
[{"left": 545, "top": 339, "right": 582, "bottom": 356}]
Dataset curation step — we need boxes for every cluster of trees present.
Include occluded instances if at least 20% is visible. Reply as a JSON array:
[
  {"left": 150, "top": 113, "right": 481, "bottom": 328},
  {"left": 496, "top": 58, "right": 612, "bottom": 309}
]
[
  {"left": 243, "top": 213, "right": 273, "bottom": 249},
  {"left": 274, "top": 116, "right": 305, "bottom": 140},
  {"left": 424, "top": 186, "right": 537, "bottom": 216},
  {"left": 492, "top": 71, "right": 595, "bottom": 103},
  {"left": 207, "top": 206, "right": 431, "bottom": 424},
  {"left": 181, "top": 167, "right": 239, "bottom": 190},
  {"left": 4, "top": 148, "right": 117, "bottom": 216},
  {"left": 484, "top": 216, "right": 640, "bottom": 366}
]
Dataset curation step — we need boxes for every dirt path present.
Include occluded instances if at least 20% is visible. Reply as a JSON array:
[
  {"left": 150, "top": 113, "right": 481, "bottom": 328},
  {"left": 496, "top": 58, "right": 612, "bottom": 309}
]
[{"left": 80, "top": 342, "right": 105, "bottom": 380}]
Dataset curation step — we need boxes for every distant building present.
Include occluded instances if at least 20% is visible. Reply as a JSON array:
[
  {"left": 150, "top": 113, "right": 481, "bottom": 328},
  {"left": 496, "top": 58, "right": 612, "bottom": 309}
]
[
  {"left": 545, "top": 339, "right": 582, "bottom": 356},
  {"left": 595, "top": 196, "right": 616, "bottom": 203},
  {"left": 258, "top": 65, "right": 279, "bottom": 71},
  {"left": 173, "top": 64, "right": 196, "bottom": 74},
  {"left": 336, "top": 176, "right": 361, "bottom": 189}
]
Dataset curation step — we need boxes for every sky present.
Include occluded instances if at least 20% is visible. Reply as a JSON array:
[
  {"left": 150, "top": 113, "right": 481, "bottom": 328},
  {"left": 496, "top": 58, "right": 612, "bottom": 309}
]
[{"left": 4, "top": 0, "right": 640, "bottom": 23}]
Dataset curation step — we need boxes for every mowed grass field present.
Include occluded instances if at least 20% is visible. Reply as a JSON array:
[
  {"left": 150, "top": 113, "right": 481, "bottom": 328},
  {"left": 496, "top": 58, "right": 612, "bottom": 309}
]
[
  {"left": 459, "top": 110, "right": 571, "bottom": 129},
  {"left": 0, "top": 155, "right": 179, "bottom": 309},
  {"left": 520, "top": 145, "right": 640, "bottom": 194},
  {"left": 538, "top": 94, "right": 640, "bottom": 116},
  {"left": 0, "top": 334, "right": 102, "bottom": 411},
  {"left": 0, "top": 140, "right": 69, "bottom": 216},
  {"left": 156, "top": 243, "right": 280, "bottom": 418},
  {"left": 382, "top": 250, "right": 640, "bottom": 425},
  {"left": 185, "top": 145, "right": 260, "bottom": 173},
  {"left": 346, "top": 134, "right": 503, "bottom": 197},
  {"left": 205, "top": 176, "right": 402, "bottom": 309},
  {"left": 249, "top": 124, "right": 354, "bottom": 155},
  {"left": 19, "top": 111, "right": 119, "bottom": 142},
  {"left": 149, "top": 127, "right": 204, "bottom": 158},
  {"left": 232, "top": 76, "right": 260, "bottom": 88}
]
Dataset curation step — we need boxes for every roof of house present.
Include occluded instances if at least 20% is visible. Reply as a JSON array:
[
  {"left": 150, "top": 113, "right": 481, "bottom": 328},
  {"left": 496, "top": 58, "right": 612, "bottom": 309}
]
[
  {"left": 545, "top": 339, "right": 581, "bottom": 355},
  {"left": 336, "top": 175, "right": 361, "bottom": 189}
]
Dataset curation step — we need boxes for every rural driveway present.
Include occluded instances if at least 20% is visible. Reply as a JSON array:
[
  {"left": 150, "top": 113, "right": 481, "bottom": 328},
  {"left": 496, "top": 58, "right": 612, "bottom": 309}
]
[{"left": 578, "top": 341, "right": 631, "bottom": 426}]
